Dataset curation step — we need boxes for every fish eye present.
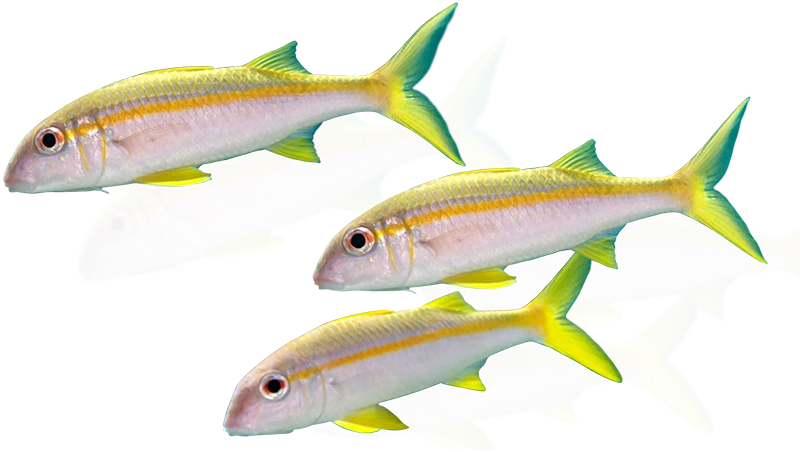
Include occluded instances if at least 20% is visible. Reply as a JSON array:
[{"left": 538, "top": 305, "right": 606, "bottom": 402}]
[
  {"left": 342, "top": 226, "right": 375, "bottom": 256},
  {"left": 34, "top": 126, "right": 65, "bottom": 155},
  {"left": 105, "top": 211, "right": 134, "bottom": 239},
  {"left": 259, "top": 373, "right": 289, "bottom": 401}
]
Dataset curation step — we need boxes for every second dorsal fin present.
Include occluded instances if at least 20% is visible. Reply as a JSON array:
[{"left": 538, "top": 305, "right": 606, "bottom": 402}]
[
  {"left": 245, "top": 41, "right": 310, "bottom": 74},
  {"left": 550, "top": 139, "right": 615, "bottom": 176},
  {"left": 423, "top": 292, "right": 476, "bottom": 313}
]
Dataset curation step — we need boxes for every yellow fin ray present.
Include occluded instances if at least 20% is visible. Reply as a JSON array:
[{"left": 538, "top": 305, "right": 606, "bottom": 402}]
[
  {"left": 550, "top": 139, "right": 614, "bottom": 176},
  {"left": 423, "top": 292, "right": 475, "bottom": 313},
  {"left": 444, "top": 359, "right": 487, "bottom": 391},
  {"left": 419, "top": 421, "right": 496, "bottom": 451},
  {"left": 335, "top": 310, "right": 395, "bottom": 322},
  {"left": 447, "top": 168, "right": 519, "bottom": 177},
  {"left": 333, "top": 405, "right": 408, "bottom": 433},
  {"left": 134, "top": 167, "right": 210, "bottom": 187},
  {"left": 137, "top": 66, "right": 214, "bottom": 76},
  {"left": 441, "top": 268, "right": 516, "bottom": 289},
  {"left": 245, "top": 41, "right": 310, "bottom": 74}
]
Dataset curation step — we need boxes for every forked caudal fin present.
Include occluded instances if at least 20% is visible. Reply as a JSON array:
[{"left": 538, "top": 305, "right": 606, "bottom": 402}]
[
  {"left": 523, "top": 253, "right": 622, "bottom": 383},
  {"left": 673, "top": 98, "right": 766, "bottom": 263},
  {"left": 604, "top": 299, "right": 714, "bottom": 434},
  {"left": 372, "top": 3, "right": 463, "bottom": 166},
  {"left": 439, "top": 35, "right": 516, "bottom": 169}
]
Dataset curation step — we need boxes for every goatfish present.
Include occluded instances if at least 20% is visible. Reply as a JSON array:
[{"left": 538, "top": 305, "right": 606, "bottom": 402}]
[
  {"left": 311, "top": 301, "right": 714, "bottom": 450},
  {"left": 76, "top": 36, "right": 513, "bottom": 281},
  {"left": 223, "top": 253, "right": 620, "bottom": 435},
  {"left": 417, "top": 214, "right": 800, "bottom": 323},
  {"left": 3, "top": 4, "right": 462, "bottom": 194},
  {"left": 313, "top": 98, "right": 766, "bottom": 291}
]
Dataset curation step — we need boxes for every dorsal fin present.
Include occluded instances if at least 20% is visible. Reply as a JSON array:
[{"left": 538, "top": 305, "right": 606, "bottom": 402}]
[
  {"left": 447, "top": 168, "right": 519, "bottom": 178},
  {"left": 335, "top": 310, "right": 395, "bottom": 322},
  {"left": 245, "top": 41, "right": 310, "bottom": 74},
  {"left": 550, "top": 139, "right": 615, "bottom": 176},
  {"left": 138, "top": 66, "right": 214, "bottom": 76},
  {"left": 423, "top": 292, "right": 476, "bottom": 313}
]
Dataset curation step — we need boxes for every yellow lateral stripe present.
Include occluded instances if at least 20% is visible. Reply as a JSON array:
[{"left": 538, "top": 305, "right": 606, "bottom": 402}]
[
  {"left": 383, "top": 179, "right": 686, "bottom": 236},
  {"left": 293, "top": 312, "right": 527, "bottom": 381}
]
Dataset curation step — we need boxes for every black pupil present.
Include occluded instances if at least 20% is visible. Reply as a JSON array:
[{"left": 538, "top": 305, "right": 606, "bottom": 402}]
[
  {"left": 349, "top": 232, "right": 366, "bottom": 249},
  {"left": 111, "top": 217, "right": 126, "bottom": 233},
  {"left": 266, "top": 378, "right": 282, "bottom": 394},
  {"left": 41, "top": 132, "right": 57, "bottom": 148}
]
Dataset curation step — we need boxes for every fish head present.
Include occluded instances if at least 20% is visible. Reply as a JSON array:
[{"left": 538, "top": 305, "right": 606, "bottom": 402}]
[
  {"left": 75, "top": 186, "right": 175, "bottom": 282},
  {"left": 313, "top": 216, "right": 413, "bottom": 291},
  {"left": 224, "top": 354, "right": 325, "bottom": 436},
  {"left": 6, "top": 107, "right": 104, "bottom": 193}
]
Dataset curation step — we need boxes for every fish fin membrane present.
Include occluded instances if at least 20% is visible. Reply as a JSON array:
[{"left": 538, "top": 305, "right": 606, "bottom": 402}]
[
  {"left": 536, "top": 399, "right": 578, "bottom": 424},
  {"left": 333, "top": 405, "right": 408, "bottom": 433},
  {"left": 524, "top": 253, "right": 622, "bottom": 382},
  {"left": 266, "top": 123, "right": 322, "bottom": 163},
  {"left": 439, "top": 36, "right": 516, "bottom": 169},
  {"left": 208, "top": 234, "right": 284, "bottom": 259},
  {"left": 419, "top": 421, "right": 497, "bottom": 451},
  {"left": 134, "top": 167, "right": 211, "bottom": 187},
  {"left": 549, "top": 139, "right": 615, "bottom": 176},
  {"left": 441, "top": 268, "right": 516, "bottom": 289},
  {"left": 137, "top": 66, "right": 214, "bottom": 76},
  {"left": 245, "top": 41, "right": 310, "bottom": 74},
  {"left": 607, "top": 298, "right": 714, "bottom": 434},
  {"left": 336, "top": 177, "right": 385, "bottom": 214},
  {"left": 372, "top": 4, "right": 463, "bottom": 166},
  {"left": 448, "top": 168, "right": 520, "bottom": 177},
  {"left": 568, "top": 301, "right": 623, "bottom": 324},
  {"left": 444, "top": 359, "right": 487, "bottom": 391},
  {"left": 572, "top": 226, "right": 625, "bottom": 269},
  {"left": 334, "top": 310, "right": 395, "bottom": 323},
  {"left": 423, "top": 292, "right": 476, "bottom": 313},
  {"left": 682, "top": 278, "right": 736, "bottom": 322},
  {"left": 673, "top": 98, "right": 765, "bottom": 263}
]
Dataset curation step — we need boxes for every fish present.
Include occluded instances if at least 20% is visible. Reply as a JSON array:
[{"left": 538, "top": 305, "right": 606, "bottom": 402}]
[
  {"left": 313, "top": 98, "right": 766, "bottom": 291},
  {"left": 417, "top": 214, "right": 800, "bottom": 323},
  {"left": 311, "top": 300, "right": 714, "bottom": 451},
  {"left": 3, "top": 4, "right": 462, "bottom": 194},
  {"left": 75, "top": 36, "right": 513, "bottom": 282},
  {"left": 223, "top": 253, "right": 621, "bottom": 435}
]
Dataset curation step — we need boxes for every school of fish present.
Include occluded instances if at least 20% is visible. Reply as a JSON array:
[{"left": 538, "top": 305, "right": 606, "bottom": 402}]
[{"left": 2, "top": 2, "right": 800, "bottom": 451}]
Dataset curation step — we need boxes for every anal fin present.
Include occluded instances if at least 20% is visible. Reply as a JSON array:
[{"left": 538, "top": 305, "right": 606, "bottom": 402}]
[
  {"left": 419, "top": 421, "right": 496, "bottom": 451},
  {"left": 572, "top": 226, "right": 625, "bottom": 269},
  {"left": 134, "top": 167, "right": 211, "bottom": 187},
  {"left": 444, "top": 359, "right": 487, "bottom": 391},
  {"left": 441, "top": 268, "right": 516, "bottom": 289},
  {"left": 333, "top": 405, "right": 408, "bottom": 433},
  {"left": 266, "top": 124, "right": 322, "bottom": 163}
]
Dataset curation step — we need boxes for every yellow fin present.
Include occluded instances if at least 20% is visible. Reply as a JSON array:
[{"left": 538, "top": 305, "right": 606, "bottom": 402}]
[
  {"left": 245, "top": 41, "right": 310, "bottom": 74},
  {"left": 208, "top": 234, "right": 283, "bottom": 259},
  {"left": 572, "top": 226, "right": 624, "bottom": 269},
  {"left": 335, "top": 310, "right": 395, "bottom": 322},
  {"left": 423, "top": 292, "right": 475, "bottom": 313},
  {"left": 266, "top": 124, "right": 321, "bottom": 163},
  {"left": 448, "top": 168, "right": 519, "bottom": 177},
  {"left": 550, "top": 139, "right": 615, "bottom": 176},
  {"left": 683, "top": 279, "right": 736, "bottom": 322},
  {"left": 606, "top": 298, "right": 714, "bottom": 435},
  {"left": 419, "top": 421, "right": 496, "bottom": 451},
  {"left": 441, "top": 268, "right": 516, "bottom": 289},
  {"left": 568, "top": 301, "right": 622, "bottom": 324},
  {"left": 333, "top": 405, "right": 408, "bottom": 433},
  {"left": 336, "top": 178, "right": 384, "bottom": 214},
  {"left": 444, "top": 359, "right": 487, "bottom": 391},
  {"left": 134, "top": 167, "right": 210, "bottom": 187},
  {"left": 137, "top": 66, "right": 214, "bottom": 76},
  {"left": 537, "top": 399, "right": 578, "bottom": 424}
]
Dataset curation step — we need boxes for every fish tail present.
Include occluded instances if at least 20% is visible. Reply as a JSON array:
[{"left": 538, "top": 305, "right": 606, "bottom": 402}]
[
  {"left": 605, "top": 299, "right": 714, "bottom": 434},
  {"left": 672, "top": 98, "right": 766, "bottom": 263},
  {"left": 439, "top": 35, "right": 516, "bottom": 169},
  {"left": 371, "top": 3, "right": 463, "bottom": 165},
  {"left": 523, "top": 254, "right": 622, "bottom": 382}
]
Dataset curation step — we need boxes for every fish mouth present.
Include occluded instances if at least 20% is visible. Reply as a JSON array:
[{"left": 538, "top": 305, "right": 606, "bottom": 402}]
[
  {"left": 312, "top": 268, "right": 346, "bottom": 290},
  {"left": 3, "top": 171, "right": 37, "bottom": 193}
]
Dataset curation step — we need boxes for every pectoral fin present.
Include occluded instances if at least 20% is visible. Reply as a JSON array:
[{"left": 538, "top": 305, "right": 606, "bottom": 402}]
[
  {"left": 441, "top": 268, "right": 516, "bottom": 289},
  {"left": 572, "top": 226, "right": 625, "bottom": 269},
  {"left": 209, "top": 234, "right": 283, "bottom": 259},
  {"left": 444, "top": 359, "right": 487, "bottom": 391},
  {"left": 134, "top": 167, "right": 211, "bottom": 187},
  {"left": 333, "top": 405, "right": 408, "bottom": 433},
  {"left": 419, "top": 421, "right": 496, "bottom": 451},
  {"left": 266, "top": 124, "right": 322, "bottom": 163}
]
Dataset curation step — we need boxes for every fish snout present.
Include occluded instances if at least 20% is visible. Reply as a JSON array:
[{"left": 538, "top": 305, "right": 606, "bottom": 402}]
[
  {"left": 3, "top": 166, "right": 35, "bottom": 193},
  {"left": 312, "top": 262, "right": 345, "bottom": 289}
]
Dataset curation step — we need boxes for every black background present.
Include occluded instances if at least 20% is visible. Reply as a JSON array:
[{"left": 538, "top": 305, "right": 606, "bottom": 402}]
[{"left": 0, "top": 1, "right": 800, "bottom": 444}]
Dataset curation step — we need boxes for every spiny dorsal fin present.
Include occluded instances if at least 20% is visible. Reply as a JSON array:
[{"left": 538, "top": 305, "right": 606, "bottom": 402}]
[
  {"left": 138, "top": 66, "right": 214, "bottom": 76},
  {"left": 423, "top": 292, "right": 475, "bottom": 313},
  {"left": 333, "top": 405, "right": 408, "bottom": 433},
  {"left": 335, "top": 310, "right": 395, "bottom": 322},
  {"left": 444, "top": 359, "right": 487, "bottom": 391},
  {"left": 572, "top": 226, "right": 625, "bottom": 269},
  {"left": 441, "top": 268, "right": 516, "bottom": 289},
  {"left": 550, "top": 139, "right": 615, "bottom": 176},
  {"left": 134, "top": 167, "right": 211, "bottom": 187},
  {"left": 447, "top": 168, "right": 520, "bottom": 177},
  {"left": 266, "top": 123, "right": 321, "bottom": 162},
  {"left": 245, "top": 41, "right": 310, "bottom": 74}
]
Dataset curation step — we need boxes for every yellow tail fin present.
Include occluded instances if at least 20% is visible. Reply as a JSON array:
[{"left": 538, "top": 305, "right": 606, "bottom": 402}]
[
  {"left": 524, "top": 254, "right": 622, "bottom": 382},
  {"left": 604, "top": 299, "right": 714, "bottom": 434},
  {"left": 372, "top": 3, "right": 463, "bottom": 166},
  {"left": 674, "top": 98, "right": 766, "bottom": 263},
  {"left": 439, "top": 35, "right": 517, "bottom": 169}
]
